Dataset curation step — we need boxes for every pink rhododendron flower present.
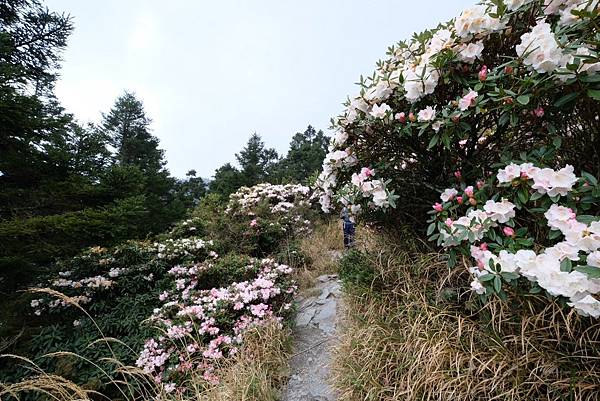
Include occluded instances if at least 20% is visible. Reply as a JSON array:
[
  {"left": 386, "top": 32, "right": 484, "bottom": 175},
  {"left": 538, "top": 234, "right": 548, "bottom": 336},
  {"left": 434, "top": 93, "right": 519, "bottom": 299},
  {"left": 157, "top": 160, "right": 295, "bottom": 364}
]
[
  {"left": 457, "top": 196, "right": 464, "bottom": 204},
  {"left": 433, "top": 203, "right": 443, "bottom": 212},
  {"left": 395, "top": 112, "right": 406, "bottom": 122},
  {"left": 464, "top": 186, "right": 474, "bottom": 197},
  {"left": 458, "top": 90, "right": 478, "bottom": 111}
]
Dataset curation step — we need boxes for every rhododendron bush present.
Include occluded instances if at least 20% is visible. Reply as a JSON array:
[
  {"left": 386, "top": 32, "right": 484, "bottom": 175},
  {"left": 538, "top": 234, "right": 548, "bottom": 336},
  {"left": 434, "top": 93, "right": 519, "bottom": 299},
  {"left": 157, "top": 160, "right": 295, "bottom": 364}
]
[
  {"left": 316, "top": 0, "right": 600, "bottom": 222},
  {"left": 3, "top": 185, "right": 316, "bottom": 395},
  {"left": 427, "top": 145, "right": 600, "bottom": 316},
  {"left": 137, "top": 257, "right": 295, "bottom": 392}
]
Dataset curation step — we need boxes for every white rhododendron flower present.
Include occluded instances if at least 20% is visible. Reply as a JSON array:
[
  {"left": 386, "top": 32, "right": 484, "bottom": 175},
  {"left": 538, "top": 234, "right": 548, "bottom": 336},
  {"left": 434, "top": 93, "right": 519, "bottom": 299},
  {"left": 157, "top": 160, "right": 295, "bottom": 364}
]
[
  {"left": 427, "top": 29, "right": 454, "bottom": 55},
  {"left": 370, "top": 103, "right": 392, "bottom": 119},
  {"left": 333, "top": 131, "right": 348, "bottom": 147},
  {"left": 496, "top": 163, "right": 522, "bottom": 183},
  {"left": 454, "top": 5, "right": 505, "bottom": 39},
  {"left": 588, "top": 251, "right": 600, "bottom": 268},
  {"left": 516, "top": 21, "right": 570, "bottom": 73},
  {"left": 458, "top": 90, "right": 478, "bottom": 111},
  {"left": 440, "top": 188, "right": 458, "bottom": 202},
  {"left": 574, "top": 47, "right": 600, "bottom": 74},
  {"left": 471, "top": 279, "right": 487, "bottom": 294},
  {"left": 506, "top": 0, "right": 535, "bottom": 11},
  {"left": 365, "top": 81, "right": 393, "bottom": 102},
  {"left": 565, "top": 221, "right": 600, "bottom": 252},
  {"left": 545, "top": 204, "right": 577, "bottom": 232},
  {"left": 544, "top": 0, "right": 600, "bottom": 26},
  {"left": 417, "top": 106, "right": 436, "bottom": 122},
  {"left": 483, "top": 199, "right": 516, "bottom": 224},
  {"left": 544, "top": 242, "right": 581, "bottom": 261},
  {"left": 456, "top": 41, "right": 484, "bottom": 63},
  {"left": 403, "top": 64, "right": 440, "bottom": 102},
  {"left": 531, "top": 165, "right": 578, "bottom": 197},
  {"left": 568, "top": 294, "right": 600, "bottom": 318}
]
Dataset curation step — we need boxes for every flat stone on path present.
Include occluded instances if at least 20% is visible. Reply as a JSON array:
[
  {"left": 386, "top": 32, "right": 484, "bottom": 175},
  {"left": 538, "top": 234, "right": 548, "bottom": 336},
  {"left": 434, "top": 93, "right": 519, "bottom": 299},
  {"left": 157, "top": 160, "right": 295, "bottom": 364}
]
[{"left": 281, "top": 274, "right": 341, "bottom": 401}]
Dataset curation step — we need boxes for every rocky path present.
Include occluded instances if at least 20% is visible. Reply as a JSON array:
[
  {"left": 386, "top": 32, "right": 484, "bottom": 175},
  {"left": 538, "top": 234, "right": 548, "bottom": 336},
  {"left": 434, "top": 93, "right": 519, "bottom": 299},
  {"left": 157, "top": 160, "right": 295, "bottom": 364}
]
[{"left": 282, "top": 273, "right": 342, "bottom": 401}]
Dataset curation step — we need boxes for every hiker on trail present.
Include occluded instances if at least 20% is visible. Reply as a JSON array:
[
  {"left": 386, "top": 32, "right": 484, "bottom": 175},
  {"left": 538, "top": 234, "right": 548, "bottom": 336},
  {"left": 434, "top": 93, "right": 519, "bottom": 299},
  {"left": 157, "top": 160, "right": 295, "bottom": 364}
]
[{"left": 340, "top": 207, "right": 355, "bottom": 249}]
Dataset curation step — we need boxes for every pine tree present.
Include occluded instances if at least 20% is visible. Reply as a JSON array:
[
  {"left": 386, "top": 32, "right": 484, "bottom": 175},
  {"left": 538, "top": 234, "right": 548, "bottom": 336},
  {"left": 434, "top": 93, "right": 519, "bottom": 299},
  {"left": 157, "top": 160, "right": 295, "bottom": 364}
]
[{"left": 235, "top": 133, "right": 278, "bottom": 186}]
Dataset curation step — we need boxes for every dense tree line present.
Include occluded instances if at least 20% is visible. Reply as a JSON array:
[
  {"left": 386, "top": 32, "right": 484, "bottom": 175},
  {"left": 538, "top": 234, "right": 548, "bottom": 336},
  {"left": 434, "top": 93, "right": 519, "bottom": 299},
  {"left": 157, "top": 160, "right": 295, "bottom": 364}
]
[
  {"left": 209, "top": 126, "right": 329, "bottom": 197},
  {"left": 0, "top": 0, "right": 329, "bottom": 295}
]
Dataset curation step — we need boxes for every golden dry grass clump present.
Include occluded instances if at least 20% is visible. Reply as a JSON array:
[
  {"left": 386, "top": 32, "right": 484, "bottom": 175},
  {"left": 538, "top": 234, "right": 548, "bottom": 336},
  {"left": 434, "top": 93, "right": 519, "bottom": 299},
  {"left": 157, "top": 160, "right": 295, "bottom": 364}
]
[
  {"left": 186, "top": 321, "right": 292, "bottom": 401},
  {"left": 294, "top": 219, "right": 344, "bottom": 288},
  {"left": 333, "top": 228, "right": 600, "bottom": 401}
]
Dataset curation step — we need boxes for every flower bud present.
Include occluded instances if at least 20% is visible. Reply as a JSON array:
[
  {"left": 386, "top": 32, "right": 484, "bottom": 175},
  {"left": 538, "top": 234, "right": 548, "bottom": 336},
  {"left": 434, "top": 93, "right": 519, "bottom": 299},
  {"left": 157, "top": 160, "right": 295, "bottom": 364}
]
[
  {"left": 504, "top": 97, "right": 513, "bottom": 105},
  {"left": 456, "top": 196, "right": 464, "bottom": 205},
  {"left": 479, "top": 65, "right": 488, "bottom": 81},
  {"left": 395, "top": 112, "right": 406, "bottom": 123},
  {"left": 445, "top": 218, "right": 454, "bottom": 226},
  {"left": 479, "top": 243, "right": 488, "bottom": 251},
  {"left": 433, "top": 203, "right": 443, "bottom": 212},
  {"left": 469, "top": 197, "right": 477, "bottom": 206},
  {"left": 476, "top": 180, "right": 485, "bottom": 189},
  {"left": 408, "top": 112, "right": 416, "bottom": 122},
  {"left": 452, "top": 115, "right": 460, "bottom": 123},
  {"left": 533, "top": 107, "right": 544, "bottom": 118},
  {"left": 454, "top": 170, "right": 462, "bottom": 179},
  {"left": 503, "top": 226, "right": 515, "bottom": 237},
  {"left": 504, "top": 65, "right": 513, "bottom": 74}
]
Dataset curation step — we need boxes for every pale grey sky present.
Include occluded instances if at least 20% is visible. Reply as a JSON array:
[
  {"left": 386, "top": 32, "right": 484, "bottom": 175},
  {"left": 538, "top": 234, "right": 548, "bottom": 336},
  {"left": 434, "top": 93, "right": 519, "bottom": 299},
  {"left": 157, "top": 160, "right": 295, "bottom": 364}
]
[{"left": 47, "top": 0, "right": 475, "bottom": 178}]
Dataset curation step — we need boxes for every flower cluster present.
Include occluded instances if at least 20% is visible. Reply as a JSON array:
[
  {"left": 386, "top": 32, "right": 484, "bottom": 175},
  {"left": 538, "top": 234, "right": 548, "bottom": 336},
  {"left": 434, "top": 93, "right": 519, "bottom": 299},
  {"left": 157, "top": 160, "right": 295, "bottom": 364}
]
[
  {"left": 324, "top": 167, "right": 398, "bottom": 219},
  {"left": 226, "top": 183, "right": 315, "bottom": 237},
  {"left": 154, "top": 237, "right": 213, "bottom": 261},
  {"left": 428, "top": 162, "right": 600, "bottom": 317},
  {"left": 226, "top": 183, "right": 312, "bottom": 215},
  {"left": 30, "top": 236, "right": 216, "bottom": 317},
  {"left": 136, "top": 258, "right": 296, "bottom": 392}
]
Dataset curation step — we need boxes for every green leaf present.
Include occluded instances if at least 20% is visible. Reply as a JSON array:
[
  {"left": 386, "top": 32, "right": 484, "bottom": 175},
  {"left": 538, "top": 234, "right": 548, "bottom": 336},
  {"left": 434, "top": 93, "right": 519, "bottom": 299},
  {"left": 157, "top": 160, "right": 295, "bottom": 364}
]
[
  {"left": 548, "top": 229, "right": 562, "bottom": 240},
  {"left": 576, "top": 215, "right": 599, "bottom": 224},
  {"left": 575, "top": 265, "right": 600, "bottom": 279},
  {"left": 501, "top": 272, "right": 520, "bottom": 281},
  {"left": 587, "top": 89, "right": 600, "bottom": 101},
  {"left": 553, "top": 92, "right": 578, "bottom": 107},
  {"left": 493, "top": 276, "right": 502, "bottom": 293},
  {"left": 560, "top": 258, "right": 573, "bottom": 272},
  {"left": 427, "top": 134, "right": 439, "bottom": 149},
  {"left": 581, "top": 171, "right": 598, "bottom": 186},
  {"left": 516, "top": 94, "right": 530, "bottom": 105},
  {"left": 518, "top": 187, "right": 529, "bottom": 204},
  {"left": 530, "top": 192, "right": 544, "bottom": 201},
  {"left": 479, "top": 273, "right": 496, "bottom": 282},
  {"left": 474, "top": 82, "right": 483, "bottom": 91},
  {"left": 552, "top": 136, "right": 562, "bottom": 149},
  {"left": 580, "top": 74, "right": 600, "bottom": 83},
  {"left": 529, "top": 285, "right": 542, "bottom": 294}
]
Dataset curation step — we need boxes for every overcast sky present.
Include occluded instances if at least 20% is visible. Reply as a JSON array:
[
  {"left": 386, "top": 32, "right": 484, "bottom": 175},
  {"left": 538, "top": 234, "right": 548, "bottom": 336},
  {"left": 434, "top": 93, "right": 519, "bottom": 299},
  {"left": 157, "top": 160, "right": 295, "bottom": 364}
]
[{"left": 46, "top": 0, "right": 474, "bottom": 178}]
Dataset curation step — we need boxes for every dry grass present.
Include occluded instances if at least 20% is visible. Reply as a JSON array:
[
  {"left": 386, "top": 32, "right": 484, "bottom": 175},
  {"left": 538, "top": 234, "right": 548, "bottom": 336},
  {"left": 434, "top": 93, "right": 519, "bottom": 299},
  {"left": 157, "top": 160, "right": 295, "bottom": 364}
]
[
  {"left": 1, "top": 321, "right": 291, "bottom": 401},
  {"left": 187, "top": 321, "right": 292, "bottom": 401},
  {"left": 295, "top": 219, "right": 344, "bottom": 289},
  {"left": 333, "top": 229, "right": 600, "bottom": 401}
]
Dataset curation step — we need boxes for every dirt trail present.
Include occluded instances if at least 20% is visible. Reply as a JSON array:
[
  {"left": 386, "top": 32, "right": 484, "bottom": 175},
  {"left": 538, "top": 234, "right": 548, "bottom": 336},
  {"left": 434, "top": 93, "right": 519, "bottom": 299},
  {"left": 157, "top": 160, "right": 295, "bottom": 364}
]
[{"left": 281, "top": 272, "right": 342, "bottom": 401}]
